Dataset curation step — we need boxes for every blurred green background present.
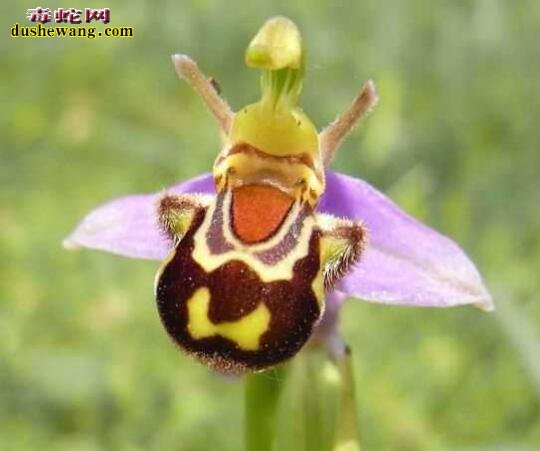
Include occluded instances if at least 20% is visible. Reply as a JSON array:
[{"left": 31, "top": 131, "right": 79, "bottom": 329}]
[{"left": 1, "top": 0, "right": 539, "bottom": 450}]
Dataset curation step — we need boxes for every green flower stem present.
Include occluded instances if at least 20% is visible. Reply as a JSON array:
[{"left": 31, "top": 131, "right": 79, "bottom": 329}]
[
  {"left": 333, "top": 347, "right": 361, "bottom": 451},
  {"left": 244, "top": 366, "right": 287, "bottom": 451},
  {"left": 243, "top": 347, "right": 361, "bottom": 451},
  {"left": 298, "top": 347, "right": 338, "bottom": 451}
]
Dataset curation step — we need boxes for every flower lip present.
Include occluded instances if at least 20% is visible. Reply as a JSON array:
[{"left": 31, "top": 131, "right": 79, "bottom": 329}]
[{"left": 64, "top": 171, "right": 493, "bottom": 311}]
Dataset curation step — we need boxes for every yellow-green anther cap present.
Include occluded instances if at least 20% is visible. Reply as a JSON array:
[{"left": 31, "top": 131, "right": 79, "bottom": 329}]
[
  {"left": 230, "top": 17, "right": 318, "bottom": 157},
  {"left": 245, "top": 16, "right": 302, "bottom": 71}
]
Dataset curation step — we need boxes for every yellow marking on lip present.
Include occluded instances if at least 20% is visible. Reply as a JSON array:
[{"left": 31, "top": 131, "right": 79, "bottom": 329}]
[
  {"left": 311, "top": 268, "right": 325, "bottom": 310},
  {"left": 186, "top": 287, "right": 271, "bottom": 351}
]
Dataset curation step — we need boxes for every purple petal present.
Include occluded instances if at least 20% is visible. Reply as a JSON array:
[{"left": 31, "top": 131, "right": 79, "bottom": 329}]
[
  {"left": 319, "top": 171, "right": 493, "bottom": 311},
  {"left": 63, "top": 173, "right": 214, "bottom": 260}
]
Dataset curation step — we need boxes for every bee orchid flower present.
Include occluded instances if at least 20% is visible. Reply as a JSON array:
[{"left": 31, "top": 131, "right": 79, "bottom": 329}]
[{"left": 64, "top": 17, "right": 493, "bottom": 375}]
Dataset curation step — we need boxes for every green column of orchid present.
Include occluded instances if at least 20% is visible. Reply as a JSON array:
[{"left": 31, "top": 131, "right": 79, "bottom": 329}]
[{"left": 230, "top": 16, "right": 319, "bottom": 158}]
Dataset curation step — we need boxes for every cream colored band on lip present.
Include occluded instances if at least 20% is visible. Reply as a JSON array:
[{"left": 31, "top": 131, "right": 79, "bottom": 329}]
[{"left": 192, "top": 189, "right": 317, "bottom": 282}]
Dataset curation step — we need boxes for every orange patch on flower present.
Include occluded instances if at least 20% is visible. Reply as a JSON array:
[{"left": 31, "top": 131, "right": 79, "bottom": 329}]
[{"left": 232, "top": 184, "right": 293, "bottom": 244}]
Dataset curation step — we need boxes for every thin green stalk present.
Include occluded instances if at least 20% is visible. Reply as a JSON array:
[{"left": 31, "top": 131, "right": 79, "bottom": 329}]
[
  {"left": 244, "top": 366, "right": 287, "bottom": 451},
  {"left": 300, "top": 348, "right": 337, "bottom": 451},
  {"left": 333, "top": 347, "right": 361, "bottom": 451}
]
